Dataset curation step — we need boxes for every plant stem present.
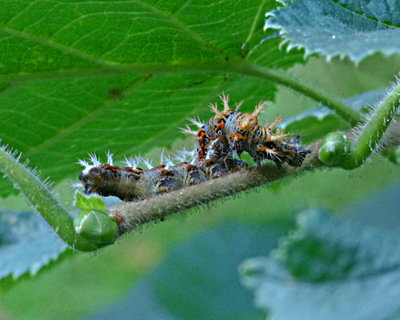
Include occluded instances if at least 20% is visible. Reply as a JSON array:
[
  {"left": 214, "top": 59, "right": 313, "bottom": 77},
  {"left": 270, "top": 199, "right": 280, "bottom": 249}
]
[
  {"left": 234, "top": 62, "right": 363, "bottom": 125},
  {"left": 111, "top": 140, "right": 323, "bottom": 233},
  {"left": 342, "top": 82, "right": 400, "bottom": 169},
  {"left": 0, "top": 147, "right": 99, "bottom": 251}
]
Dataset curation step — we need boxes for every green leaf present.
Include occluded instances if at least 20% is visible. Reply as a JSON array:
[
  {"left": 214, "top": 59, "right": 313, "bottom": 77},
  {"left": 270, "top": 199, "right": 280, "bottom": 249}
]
[
  {"left": 0, "top": 209, "right": 67, "bottom": 281},
  {"left": 0, "top": 0, "right": 291, "bottom": 73},
  {"left": 241, "top": 209, "right": 400, "bottom": 320},
  {"left": 280, "top": 88, "right": 385, "bottom": 143},
  {"left": 75, "top": 193, "right": 106, "bottom": 211},
  {"left": 86, "top": 223, "right": 290, "bottom": 320},
  {"left": 0, "top": 0, "right": 304, "bottom": 198},
  {"left": 265, "top": 0, "right": 400, "bottom": 62}
]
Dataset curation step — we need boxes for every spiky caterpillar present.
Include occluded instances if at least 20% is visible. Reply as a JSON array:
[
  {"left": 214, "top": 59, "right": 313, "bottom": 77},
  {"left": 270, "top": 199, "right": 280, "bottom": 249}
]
[
  {"left": 187, "top": 95, "right": 311, "bottom": 167},
  {"left": 78, "top": 95, "right": 310, "bottom": 201}
]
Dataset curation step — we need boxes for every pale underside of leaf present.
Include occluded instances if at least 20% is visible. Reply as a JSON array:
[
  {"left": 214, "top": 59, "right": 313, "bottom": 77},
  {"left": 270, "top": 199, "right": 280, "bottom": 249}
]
[
  {"left": 265, "top": 0, "right": 400, "bottom": 62},
  {"left": 0, "top": 210, "right": 67, "bottom": 281},
  {"left": 241, "top": 209, "right": 400, "bottom": 320},
  {"left": 337, "top": 0, "right": 400, "bottom": 26}
]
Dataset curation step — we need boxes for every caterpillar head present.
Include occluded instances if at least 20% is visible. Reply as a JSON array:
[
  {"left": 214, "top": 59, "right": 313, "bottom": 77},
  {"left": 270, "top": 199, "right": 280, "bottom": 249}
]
[
  {"left": 79, "top": 166, "right": 103, "bottom": 195},
  {"left": 253, "top": 137, "right": 312, "bottom": 167}
]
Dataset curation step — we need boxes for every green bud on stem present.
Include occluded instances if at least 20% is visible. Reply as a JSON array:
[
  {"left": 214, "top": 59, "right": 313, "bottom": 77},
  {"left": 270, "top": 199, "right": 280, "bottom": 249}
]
[
  {"left": 318, "top": 133, "right": 348, "bottom": 166},
  {"left": 74, "top": 209, "right": 118, "bottom": 246}
]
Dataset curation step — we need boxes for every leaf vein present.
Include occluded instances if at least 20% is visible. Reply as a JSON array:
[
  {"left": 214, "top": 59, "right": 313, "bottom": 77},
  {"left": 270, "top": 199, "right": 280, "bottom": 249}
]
[
  {"left": 23, "top": 75, "right": 152, "bottom": 156},
  {"left": 0, "top": 26, "right": 122, "bottom": 68}
]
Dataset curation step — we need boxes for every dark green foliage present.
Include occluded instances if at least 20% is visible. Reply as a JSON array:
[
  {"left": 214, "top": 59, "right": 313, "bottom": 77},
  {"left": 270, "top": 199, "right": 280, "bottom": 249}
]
[{"left": 0, "top": 0, "right": 302, "bottom": 198}]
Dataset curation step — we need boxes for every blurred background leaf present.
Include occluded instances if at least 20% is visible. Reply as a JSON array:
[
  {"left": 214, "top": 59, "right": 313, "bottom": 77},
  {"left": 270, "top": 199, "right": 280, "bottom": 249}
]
[
  {"left": 345, "top": 182, "right": 400, "bottom": 234},
  {"left": 86, "top": 223, "right": 289, "bottom": 320},
  {"left": 279, "top": 88, "right": 386, "bottom": 143},
  {"left": 0, "top": 210, "right": 67, "bottom": 283},
  {"left": 241, "top": 182, "right": 400, "bottom": 320}
]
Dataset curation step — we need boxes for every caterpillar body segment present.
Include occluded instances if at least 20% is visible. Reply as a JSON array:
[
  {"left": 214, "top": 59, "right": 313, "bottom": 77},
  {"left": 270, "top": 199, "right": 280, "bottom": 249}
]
[{"left": 79, "top": 156, "right": 246, "bottom": 201}]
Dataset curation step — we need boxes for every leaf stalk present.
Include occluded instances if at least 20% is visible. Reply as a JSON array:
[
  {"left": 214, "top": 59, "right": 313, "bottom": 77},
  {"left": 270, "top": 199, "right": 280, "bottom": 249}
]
[
  {"left": 0, "top": 147, "right": 100, "bottom": 251},
  {"left": 234, "top": 62, "right": 363, "bottom": 125},
  {"left": 342, "top": 82, "right": 400, "bottom": 169},
  {"left": 4, "top": 61, "right": 361, "bottom": 126}
]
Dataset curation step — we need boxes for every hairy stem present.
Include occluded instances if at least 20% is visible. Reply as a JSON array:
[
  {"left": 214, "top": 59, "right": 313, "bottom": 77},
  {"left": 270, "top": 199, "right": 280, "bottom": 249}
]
[
  {"left": 4, "top": 61, "right": 360, "bottom": 125},
  {"left": 342, "top": 82, "right": 400, "bottom": 169},
  {"left": 112, "top": 141, "right": 323, "bottom": 233},
  {"left": 0, "top": 146, "right": 99, "bottom": 251}
]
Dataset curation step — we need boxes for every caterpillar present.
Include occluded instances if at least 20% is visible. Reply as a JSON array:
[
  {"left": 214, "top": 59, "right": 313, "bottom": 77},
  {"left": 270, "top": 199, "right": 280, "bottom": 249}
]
[
  {"left": 187, "top": 94, "right": 311, "bottom": 167},
  {"left": 78, "top": 95, "right": 310, "bottom": 201},
  {"left": 78, "top": 132, "right": 246, "bottom": 202}
]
